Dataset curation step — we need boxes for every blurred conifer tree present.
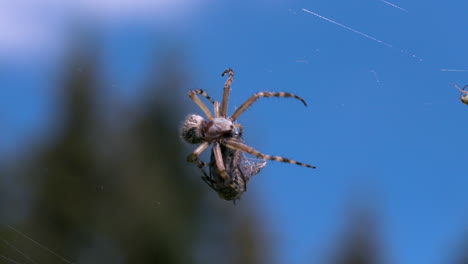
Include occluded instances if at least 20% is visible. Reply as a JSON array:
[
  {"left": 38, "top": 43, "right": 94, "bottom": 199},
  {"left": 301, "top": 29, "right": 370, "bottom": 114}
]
[
  {"left": 0, "top": 39, "right": 270, "bottom": 264},
  {"left": 327, "top": 206, "right": 383, "bottom": 264}
]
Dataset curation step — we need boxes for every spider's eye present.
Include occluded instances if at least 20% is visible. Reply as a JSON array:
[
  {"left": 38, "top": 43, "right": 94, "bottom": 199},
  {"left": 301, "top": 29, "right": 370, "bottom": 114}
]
[{"left": 181, "top": 114, "right": 206, "bottom": 144}]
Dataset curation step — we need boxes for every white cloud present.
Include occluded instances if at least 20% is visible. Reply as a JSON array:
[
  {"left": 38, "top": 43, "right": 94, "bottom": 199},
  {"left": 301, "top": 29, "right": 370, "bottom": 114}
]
[
  {"left": 0, "top": 1, "right": 64, "bottom": 59},
  {"left": 0, "top": 0, "right": 209, "bottom": 62},
  {"left": 75, "top": 0, "right": 208, "bottom": 22}
]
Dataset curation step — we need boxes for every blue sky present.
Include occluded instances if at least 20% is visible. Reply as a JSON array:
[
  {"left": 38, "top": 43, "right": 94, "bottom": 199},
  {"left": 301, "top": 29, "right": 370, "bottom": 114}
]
[{"left": 2, "top": 1, "right": 468, "bottom": 263}]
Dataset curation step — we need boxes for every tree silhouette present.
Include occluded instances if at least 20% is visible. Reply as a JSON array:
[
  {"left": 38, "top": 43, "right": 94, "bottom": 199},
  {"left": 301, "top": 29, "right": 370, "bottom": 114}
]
[
  {"left": 0, "top": 40, "right": 270, "bottom": 264},
  {"left": 327, "top": 206, "right": 384, "bottom": 264},
  {"left": 451, "top": 231, "right": 468, "bottom": 264}
]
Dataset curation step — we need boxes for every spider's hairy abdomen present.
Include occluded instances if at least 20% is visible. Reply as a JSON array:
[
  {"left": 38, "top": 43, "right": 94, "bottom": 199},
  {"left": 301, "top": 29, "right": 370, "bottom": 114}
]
[{"left": 181, "top": 114, "right": 205, "bottom": 144}]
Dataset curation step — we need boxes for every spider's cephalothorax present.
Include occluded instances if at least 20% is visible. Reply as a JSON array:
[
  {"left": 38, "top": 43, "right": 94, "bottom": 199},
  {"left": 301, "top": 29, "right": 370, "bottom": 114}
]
[
  {"left": 451, "top": 83, "right": 468, "bottom": 105},
  {"left": 182, "top": 68, "right": 316, "bottom": 202}
]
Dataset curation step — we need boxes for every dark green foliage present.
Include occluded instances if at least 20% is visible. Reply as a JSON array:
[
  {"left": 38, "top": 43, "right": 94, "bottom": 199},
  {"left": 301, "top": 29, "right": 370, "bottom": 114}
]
[
  {"left": 328, "top": 207, "right": 383, "bottom": 264},
  {"left": 0, "top": 45, "right": 269, "bottom": 264}
]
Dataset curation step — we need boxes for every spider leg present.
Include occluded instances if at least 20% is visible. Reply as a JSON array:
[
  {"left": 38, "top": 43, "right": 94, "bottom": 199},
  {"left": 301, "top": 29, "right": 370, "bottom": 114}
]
[
  {"left": 214, "top": 101, "right": 221, "bottom": 118},
  {"left": 213, "top": 142, "right": 229, "bottom": 180},
  {"left": 223, "top": 139, "right": 316, "bottom": 169},
  {"left": 188, "top": 90, "right": 214, "bottom": 120},
  {"left": 201, "top": 175, "right": 216, "bottom": 190},
  {"left": 230, "top": 92, "right": 308, "bottom": 121},
  {"left": 187, "top": 142, "right": 211, "bottom": 178},
  {"left": 194, "top": 161, "right": 210, "bottom": 179},
  {"left": 451, "top": 83, "right": 468, "bottom": 94},
  {"left": 187, "top": 142, "right": 210, "bottom": 162},
  {"left": 221, "top": 68, "right": 234, "bottom": 117},
  {"left": 187, "top": 157, "right": 209, "bottom": 179},
  {"left": 191, "top": 89, "right": 216, "bottom": 104}
]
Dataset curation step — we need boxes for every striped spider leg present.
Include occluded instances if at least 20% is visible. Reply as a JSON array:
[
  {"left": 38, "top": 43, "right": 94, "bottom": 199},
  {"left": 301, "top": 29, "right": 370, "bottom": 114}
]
[
  {"left": 451, "top": 83, "right": 468, "bottom": 105},
  {"left": 221, "top": 68, "right": 234, "bottom": 117},
  {"left": 228, "top": 90, "right": 315, "bottom": 169},
  {"left": 223, "top": 139, "right": 316, "bottom": 169},
  {"left": 230, "top": 91, "right": 307, "bottom": 121}
]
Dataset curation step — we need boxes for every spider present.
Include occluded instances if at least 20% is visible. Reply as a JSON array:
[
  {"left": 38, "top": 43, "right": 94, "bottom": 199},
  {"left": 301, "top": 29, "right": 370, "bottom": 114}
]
[
  {"left": 204, "top": 105, "right": 267, "bottom": 201},
  {"left": 181, "top": 68, "right": 316, "bottom": 201},
  {"left": 451, "top": 83, "right": 468, "bottom": 105}
]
